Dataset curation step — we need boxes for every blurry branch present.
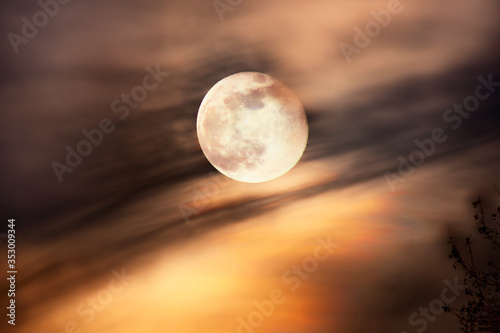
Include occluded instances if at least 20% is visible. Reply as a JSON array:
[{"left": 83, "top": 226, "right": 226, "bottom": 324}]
[{"left": 444, "top": 186, "right": 500, "bottom": 333}]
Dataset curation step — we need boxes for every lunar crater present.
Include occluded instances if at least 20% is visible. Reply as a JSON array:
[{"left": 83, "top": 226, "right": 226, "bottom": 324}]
[{"left": 243, "top": 89, "right": 266, "bottom": 110}]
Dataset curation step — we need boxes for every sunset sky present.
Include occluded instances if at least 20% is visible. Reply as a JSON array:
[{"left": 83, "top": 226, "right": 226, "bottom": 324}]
[{"left": 1, "top": 0, "right": 499, "bottom": 332}]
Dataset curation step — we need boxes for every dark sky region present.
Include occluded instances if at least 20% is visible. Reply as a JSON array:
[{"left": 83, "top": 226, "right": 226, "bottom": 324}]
[{"left": 0, "top": 0, "right": 499, "bottom": 332}]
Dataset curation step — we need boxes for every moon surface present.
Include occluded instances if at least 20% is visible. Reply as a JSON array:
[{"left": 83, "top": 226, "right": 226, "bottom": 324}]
[{"left": 197, "top": 72, "right": 308, "bottom": 183}]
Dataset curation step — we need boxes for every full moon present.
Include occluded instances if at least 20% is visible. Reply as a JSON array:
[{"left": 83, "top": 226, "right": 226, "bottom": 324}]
[{"left": 197, "top": 72, "right": 308, "bottom": 183}]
